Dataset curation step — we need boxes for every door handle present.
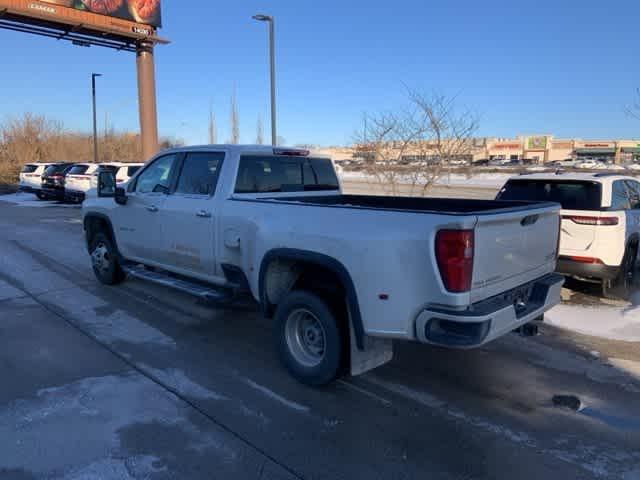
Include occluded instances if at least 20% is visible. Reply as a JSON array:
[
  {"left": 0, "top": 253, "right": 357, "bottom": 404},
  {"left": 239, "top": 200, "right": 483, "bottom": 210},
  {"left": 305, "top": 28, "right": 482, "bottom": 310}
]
[
  {"left": 196, "top": 210, "right": 212, "bottom": 218},
  {"left": 146, "top": 205, "right": 159, "bottom": 213}
]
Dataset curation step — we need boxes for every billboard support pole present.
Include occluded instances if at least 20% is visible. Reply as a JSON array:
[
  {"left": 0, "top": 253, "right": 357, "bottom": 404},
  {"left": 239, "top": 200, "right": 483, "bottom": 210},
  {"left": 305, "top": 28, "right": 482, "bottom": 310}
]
[{"left": 136, "top": 41, "right": 159, "bottom": 160}]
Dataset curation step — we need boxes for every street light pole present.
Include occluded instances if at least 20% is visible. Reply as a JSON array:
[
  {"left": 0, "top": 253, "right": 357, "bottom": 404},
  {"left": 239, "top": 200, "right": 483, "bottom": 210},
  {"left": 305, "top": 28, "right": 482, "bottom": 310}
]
[
  {"left": 252, "top": 14, "right": 277, "bottom": 146},
  {"left": 91, "top": 73, "right": 102, "bottom": 164}
]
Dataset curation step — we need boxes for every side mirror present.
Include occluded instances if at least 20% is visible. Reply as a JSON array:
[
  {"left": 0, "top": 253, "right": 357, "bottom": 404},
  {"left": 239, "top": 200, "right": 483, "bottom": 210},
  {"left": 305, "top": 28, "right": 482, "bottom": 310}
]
[
  {"left": 115, "top": 187, "right": 128, "bottom": 205},
  {"left": 97, "top": 171, "right": 116, "bottom": 198}
]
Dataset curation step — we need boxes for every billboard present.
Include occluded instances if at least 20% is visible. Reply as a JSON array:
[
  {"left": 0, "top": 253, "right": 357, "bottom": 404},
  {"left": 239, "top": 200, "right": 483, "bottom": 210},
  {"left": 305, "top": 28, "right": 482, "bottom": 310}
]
[
  {"left": 40, "top": 0, "right": 161, "bottom": 27},
  {"left": 527, "top": 136, "right": 548, "bottom": 151}
]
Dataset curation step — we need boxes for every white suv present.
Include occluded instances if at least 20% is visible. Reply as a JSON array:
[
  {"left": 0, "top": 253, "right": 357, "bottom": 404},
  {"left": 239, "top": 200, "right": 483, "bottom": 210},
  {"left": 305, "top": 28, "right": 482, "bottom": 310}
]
[
  {"left": 19, "top": 163, "right": 56, "bottom": 198},
  {"left": 497, "top": 173, "right": 640, "bottom": 298}
]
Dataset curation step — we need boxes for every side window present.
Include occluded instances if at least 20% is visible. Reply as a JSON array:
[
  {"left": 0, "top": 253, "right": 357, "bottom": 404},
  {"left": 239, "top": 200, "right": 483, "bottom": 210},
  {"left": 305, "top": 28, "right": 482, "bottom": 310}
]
[
  {"left": 175, "top": 152, "right": 225, "bottom": 196},
  {"left": 625, "top": 181, "right": 640, "bottom": 209},
  {"left": 135, "top": 154, "right": 177, "bottom": 194},
  {"left": 611, "top": 180, "right": 630, "bottom": 210}
]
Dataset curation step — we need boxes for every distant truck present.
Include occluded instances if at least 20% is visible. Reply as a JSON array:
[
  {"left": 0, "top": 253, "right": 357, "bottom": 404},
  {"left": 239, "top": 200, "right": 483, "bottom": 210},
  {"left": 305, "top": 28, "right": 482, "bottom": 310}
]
[{"left": 83, "top": 145, "right": 564, "bottom": 385}]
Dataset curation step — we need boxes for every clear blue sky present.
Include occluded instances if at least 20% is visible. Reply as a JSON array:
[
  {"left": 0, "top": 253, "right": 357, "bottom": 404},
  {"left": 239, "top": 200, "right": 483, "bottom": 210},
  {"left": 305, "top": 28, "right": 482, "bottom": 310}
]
[{"left": 1, "top": 0, "right": 638, "bottom": 146}]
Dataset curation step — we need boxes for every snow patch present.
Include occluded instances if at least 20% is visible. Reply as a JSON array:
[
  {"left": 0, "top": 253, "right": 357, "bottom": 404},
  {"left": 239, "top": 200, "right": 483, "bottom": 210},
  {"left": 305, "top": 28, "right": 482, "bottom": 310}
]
[
  {"left": 545, "top": 304, "right": 640, "bottom": 342},
  {"left": 0, "top": 373, "right": 235, "bottom": 476},
  {"left": 139, "top": 365, "right": 227, "bottom": 401},
  {"left": 244, "top": 379, "right": 310, "bottom": 413},
  {"left": 0, "top": 193, "right": 79, "bottom": 208}
]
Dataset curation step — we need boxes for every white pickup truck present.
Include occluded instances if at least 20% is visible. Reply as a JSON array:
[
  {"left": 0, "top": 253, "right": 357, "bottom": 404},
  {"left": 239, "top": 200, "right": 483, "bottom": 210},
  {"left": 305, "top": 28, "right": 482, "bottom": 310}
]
[{"left": 83, "top": 145, "right": 564, "bottom": 385}]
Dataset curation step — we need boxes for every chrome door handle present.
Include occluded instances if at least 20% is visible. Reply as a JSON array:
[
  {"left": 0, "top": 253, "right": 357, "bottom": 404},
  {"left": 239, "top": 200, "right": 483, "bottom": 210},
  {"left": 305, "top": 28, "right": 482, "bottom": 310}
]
[
  {"left": 196, "top": 210, "right": 212, "bottom": 218},
  {"left": 146, "top": 205, "right": 159, "bottom": 213}
]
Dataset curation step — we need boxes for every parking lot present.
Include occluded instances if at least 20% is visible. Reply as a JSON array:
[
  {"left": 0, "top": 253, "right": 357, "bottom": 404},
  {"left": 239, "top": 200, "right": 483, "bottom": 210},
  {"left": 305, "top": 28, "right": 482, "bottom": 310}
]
[{"left": 1, "top": 195, "right": 640, "bottom": 480}]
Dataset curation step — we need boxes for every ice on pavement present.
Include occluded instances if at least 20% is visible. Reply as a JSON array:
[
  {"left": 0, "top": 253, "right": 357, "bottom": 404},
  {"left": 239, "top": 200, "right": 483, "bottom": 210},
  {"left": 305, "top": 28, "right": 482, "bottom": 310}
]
[
  {"left": 546, "top": 303, "right": 640, "bottom": 342},
  {"left": 0, "top": 192, "right": 79, "bottom": 208}
]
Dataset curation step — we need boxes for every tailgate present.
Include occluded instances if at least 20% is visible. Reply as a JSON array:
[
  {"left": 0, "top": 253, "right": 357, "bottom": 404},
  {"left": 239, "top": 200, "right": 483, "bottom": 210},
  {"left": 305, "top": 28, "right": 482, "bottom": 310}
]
[
  {"left": 558, "top": 209, "right": 597, "bottom": 252},
  {"left": 471, "top": 204, "right": 560, "bottom": 302},
  {"left": 66, "top": 175, "right": 91, "bottom": 192}
]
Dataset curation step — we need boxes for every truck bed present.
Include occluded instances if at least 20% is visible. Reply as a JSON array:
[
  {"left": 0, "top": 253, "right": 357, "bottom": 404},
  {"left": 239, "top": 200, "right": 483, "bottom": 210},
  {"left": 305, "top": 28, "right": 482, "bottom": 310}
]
[{"left": 265, "top": 194, "right": 557, "bottom": 216}]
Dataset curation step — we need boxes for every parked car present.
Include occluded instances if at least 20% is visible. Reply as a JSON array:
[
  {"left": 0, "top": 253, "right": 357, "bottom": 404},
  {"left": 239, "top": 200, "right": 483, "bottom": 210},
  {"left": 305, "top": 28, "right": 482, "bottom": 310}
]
[
  {"left": 19, "top": 163, "right": 57, "bottom": 198},
  {"left": 64, "top": 163, "right": 99, "bottom": 203},
  {"left": 83, "top": 145, "right": 563, "bottom": 385},
  {"left": 115, "top": 163, "right": 144, "bottom": 185},
  {"left": 497, "top": 173, "right": 640, "bottom": 298},
  {"left": 41, "top": 163, "right": 75, "bottom": 201}
]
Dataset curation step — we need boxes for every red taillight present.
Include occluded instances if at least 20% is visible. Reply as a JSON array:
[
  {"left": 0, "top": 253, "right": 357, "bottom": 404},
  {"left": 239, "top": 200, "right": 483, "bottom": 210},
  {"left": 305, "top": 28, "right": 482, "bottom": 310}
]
[
  {"left": 563, "top": 255, "right": 603, "bottom": 264},
  {"left": 435, "top": 230, "right": 474, "bottom": 293},
  {"left": 562, "top": 215, "right": 618, "bottom": 226}
]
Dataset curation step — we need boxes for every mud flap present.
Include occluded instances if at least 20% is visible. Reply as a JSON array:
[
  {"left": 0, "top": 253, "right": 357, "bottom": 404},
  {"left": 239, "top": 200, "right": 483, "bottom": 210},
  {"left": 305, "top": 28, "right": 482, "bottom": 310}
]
[{"left": 349, "top": 314, "right": 393, "bottom": 376}]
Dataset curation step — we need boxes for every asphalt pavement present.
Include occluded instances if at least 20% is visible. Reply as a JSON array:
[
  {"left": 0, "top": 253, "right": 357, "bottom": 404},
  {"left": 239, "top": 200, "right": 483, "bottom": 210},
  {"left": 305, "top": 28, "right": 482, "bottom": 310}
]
[{"left": 0, "top": 199, "right": 639, "bottom": 480}]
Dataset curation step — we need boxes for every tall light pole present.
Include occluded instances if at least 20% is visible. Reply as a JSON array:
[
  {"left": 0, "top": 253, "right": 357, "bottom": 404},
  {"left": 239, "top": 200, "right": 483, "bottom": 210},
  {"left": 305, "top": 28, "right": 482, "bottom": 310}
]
[
  {"left": 252, "top": 14, "right": 277, "bottom": 146},
  {"left": 91, "top": 73, "right": 102, "bottom": 164}
]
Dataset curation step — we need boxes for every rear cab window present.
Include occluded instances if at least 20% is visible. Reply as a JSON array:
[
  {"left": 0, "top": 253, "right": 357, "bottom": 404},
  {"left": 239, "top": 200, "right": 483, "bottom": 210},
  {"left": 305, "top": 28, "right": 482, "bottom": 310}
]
[
  {"left": 235, "top": 155, "right": 339, "bottom": 194},
  {"left": 497, "top": 179, "right": 602, "bottom": 211},
  {"left": 21, "top": 164, "right": 38, "bottom": 174}
]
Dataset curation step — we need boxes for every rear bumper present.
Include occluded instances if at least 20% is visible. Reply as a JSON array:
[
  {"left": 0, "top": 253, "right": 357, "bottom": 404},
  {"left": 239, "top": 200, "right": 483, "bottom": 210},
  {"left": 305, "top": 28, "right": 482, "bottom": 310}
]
[
  {"left": 64, "top": 190, "right": 86, "bottom": 203},
  {"left": 557, "top": 257, "right": 619, "bottom": 281},
  {"left": 415, "top": 273, "right": 564, "bottom": 348},
  {"left": 42, "top": 186, "right": 65, "bottom": 200}
]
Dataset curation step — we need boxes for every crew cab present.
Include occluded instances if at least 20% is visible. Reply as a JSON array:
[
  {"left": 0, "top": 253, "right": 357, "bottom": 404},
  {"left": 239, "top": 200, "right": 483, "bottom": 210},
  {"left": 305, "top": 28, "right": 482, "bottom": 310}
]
[
  {"left": 497, "top": 173, "right": 640, "bottom": 298},
  {"left": 19, "top": 163, "right": 56, "bottom": 198},
  {"left": 83, "top": 145, "right": 564, "bottom": 385}
]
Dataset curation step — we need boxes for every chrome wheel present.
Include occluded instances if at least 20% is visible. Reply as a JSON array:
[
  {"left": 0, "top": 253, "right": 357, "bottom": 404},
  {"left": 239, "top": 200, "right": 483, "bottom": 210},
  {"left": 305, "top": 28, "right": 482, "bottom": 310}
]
[
  {"left": 285, "top": 308, "right": 326, "bottom": 368},
  {"left": 91, "top": 242, "right": 111, "bottom": 274}
]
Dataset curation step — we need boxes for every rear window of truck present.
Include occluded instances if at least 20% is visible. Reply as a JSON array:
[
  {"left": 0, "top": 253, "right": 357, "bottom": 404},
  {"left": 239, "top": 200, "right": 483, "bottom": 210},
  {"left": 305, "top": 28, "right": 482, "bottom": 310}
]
[
  {"left": 21, "top": 164, "right": 38, "bottom": 174},
  {"left": 235, "top": 156, "right": 339, "bottom": 193},
  {"left": 497, "top": 179, "right": 602, "bottom": 210}
]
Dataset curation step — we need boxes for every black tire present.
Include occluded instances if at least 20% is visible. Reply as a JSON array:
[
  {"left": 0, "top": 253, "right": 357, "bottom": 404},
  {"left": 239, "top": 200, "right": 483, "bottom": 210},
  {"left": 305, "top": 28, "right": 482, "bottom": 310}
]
[
  {"left": 274, "top": 290, "right": 345, "bottom": 386},
  {"left": 602, "top": 245, "right": 637, "bottom": 300},
  {"left": 90, "top": 232, "right": 125, "bottom": 286},
  {"left": 36, "top": 192, "right": 47, "bottom": 200}
]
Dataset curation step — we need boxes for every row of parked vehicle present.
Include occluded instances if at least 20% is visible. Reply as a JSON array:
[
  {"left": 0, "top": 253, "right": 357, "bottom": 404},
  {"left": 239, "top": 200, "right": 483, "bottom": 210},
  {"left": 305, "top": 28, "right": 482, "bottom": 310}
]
[{"left": 19, "top": 162, "right": 143, "bottom": 204}]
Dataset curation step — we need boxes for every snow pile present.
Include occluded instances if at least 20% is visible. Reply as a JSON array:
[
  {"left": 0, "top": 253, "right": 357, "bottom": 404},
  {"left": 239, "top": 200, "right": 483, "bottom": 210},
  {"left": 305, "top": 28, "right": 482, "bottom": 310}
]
[
  {"left": 340, "top": 171, "right": 511, "bottom": 189},
  {"left": 546, "top": 304, "right": 640, "bottom": 342}
]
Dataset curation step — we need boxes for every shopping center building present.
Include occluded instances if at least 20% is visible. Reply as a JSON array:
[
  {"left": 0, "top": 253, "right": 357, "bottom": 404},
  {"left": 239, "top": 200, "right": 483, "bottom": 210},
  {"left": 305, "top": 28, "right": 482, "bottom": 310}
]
[{"left": 482, "top": 136, "right": 640, "bottom": 164}]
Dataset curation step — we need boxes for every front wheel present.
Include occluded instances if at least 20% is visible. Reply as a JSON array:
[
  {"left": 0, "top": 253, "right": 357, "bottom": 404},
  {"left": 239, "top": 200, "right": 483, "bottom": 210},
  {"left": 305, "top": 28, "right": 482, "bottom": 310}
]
[
  {"left": 274, "top": 290, "right": 345, "bottom": 386},
  {"left": 90, "top": 232, "right": 125, "bottom": 286},
  {"left": 36, "top": 192, "right": 47, "bottom": 200}
]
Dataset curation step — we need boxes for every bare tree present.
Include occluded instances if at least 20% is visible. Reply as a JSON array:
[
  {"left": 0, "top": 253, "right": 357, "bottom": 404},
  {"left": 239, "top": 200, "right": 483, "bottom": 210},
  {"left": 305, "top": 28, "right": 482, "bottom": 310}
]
[
  {"left": 0, "top": 112, "right": 186, "bottom": 185},
  {"left": 208, "top": 100, "right": 217, "bottom": 144},
  {"left": 0, "top": 113, "right": 62, "bottom": 184},
  {"left": 354, "top": 90, "right": 479, "bottom": 196},
  {"left": 228, "top": 86, "right": 240, "bottom": 144},
  {"left": 256, "top": 115, "right": 264, "bottom": 145}
]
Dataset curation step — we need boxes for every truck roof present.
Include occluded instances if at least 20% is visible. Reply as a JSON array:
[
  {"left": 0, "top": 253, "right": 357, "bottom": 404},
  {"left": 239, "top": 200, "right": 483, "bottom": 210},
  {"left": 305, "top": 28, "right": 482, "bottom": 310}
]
[
  {"left": 157, "top": 144, "right": 331, "bottom": 159},
  {"left": 514, "top": 172, "right": 635, "bottom": 184}
]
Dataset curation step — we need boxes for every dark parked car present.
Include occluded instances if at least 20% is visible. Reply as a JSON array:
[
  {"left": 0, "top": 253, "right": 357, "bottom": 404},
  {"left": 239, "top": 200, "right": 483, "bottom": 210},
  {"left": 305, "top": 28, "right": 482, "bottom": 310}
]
[{"left": 41, "top": 163, "right": 75, "bottom": 201}]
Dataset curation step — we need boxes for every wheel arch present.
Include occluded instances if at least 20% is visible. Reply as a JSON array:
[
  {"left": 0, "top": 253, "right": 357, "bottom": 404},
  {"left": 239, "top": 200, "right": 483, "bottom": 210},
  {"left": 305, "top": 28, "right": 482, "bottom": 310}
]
[
  {"left": 84, "top": 213, "right": 119, "bottom": 256},
  {"left": 259, "top": 248, "right": 365, "bottom": 350}
]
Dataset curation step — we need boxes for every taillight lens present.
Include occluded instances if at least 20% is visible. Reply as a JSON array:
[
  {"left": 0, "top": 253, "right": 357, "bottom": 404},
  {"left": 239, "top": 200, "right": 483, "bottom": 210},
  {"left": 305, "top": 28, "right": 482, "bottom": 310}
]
[
  {"left": 435, "top": 230, "right": 474, "bottom": 293},
  {"left": 562, "top": 215, "right": 618, "bottom": 226},
  {"left": 562, "top": 255, "right": 603, "bottom": 264}
]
